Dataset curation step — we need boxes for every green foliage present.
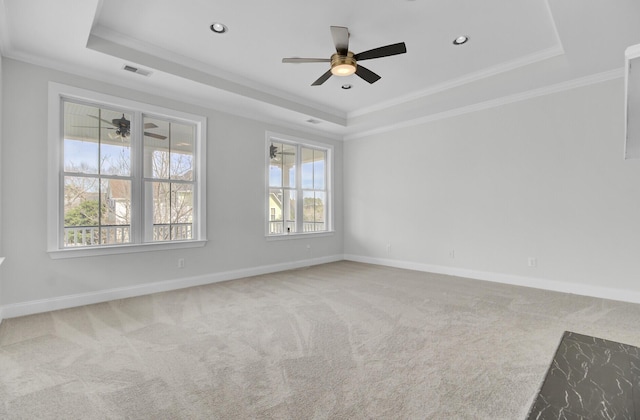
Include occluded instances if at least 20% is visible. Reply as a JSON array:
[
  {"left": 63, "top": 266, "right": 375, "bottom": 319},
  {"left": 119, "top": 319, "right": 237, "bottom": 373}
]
[
  {"left": 65, "top": 200, "right": 102, "bottom": 227},
  {"left": 303, "top": 197, "right": 324, "bottom": 222}
]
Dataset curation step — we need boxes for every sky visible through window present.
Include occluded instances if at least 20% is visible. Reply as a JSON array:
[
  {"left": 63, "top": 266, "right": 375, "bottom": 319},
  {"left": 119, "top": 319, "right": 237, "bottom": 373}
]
[
  {"left": 64, "top": 139, "right": 130, "bottom": 174},
  {"left": 65, "top": 139, "right": 191, "bottom": 178}
]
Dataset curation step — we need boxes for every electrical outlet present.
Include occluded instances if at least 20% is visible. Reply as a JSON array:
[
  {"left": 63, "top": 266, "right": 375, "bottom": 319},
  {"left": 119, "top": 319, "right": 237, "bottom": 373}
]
[
  {"left": 449, "top": 250, "right": 455, "bottom": 259},
  {"left": 386, "top": 243, "right": 391, "bottom": 254},
  {"left": 528, "top": 257, "right": 537, "bottom": 267},
  {"left": 178, "top": 258, "right": 185, "bottom": 268}
]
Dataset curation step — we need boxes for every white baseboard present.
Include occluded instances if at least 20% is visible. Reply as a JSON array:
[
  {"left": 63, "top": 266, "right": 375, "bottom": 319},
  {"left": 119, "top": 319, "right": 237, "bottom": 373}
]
[
  {"left": 0, "top": 257, "right": 5, "bottom": 325},
  {"left": 344, "top": 254, "right": 640, "bottom": 305},
  {"left": 3, "top": 253, "right": 638, "bottom": 322},
  {"left": 0, "top": 254, "right": 343, "bottom": 320}
]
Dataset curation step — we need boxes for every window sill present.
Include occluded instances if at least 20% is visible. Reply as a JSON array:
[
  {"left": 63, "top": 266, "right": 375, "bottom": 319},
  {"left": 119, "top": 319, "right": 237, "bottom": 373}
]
[
  {"left": 265, "top": 231, "right": 334, "bottom": 241},
  {"left": 47, "top": 240, "right": 207, "bottom": 259}
]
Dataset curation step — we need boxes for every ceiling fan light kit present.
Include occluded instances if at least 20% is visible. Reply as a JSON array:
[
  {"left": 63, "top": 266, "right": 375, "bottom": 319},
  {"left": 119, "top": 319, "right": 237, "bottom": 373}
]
[
  {"left": 282, "top": 26, "right": 407, "bottom": 86},
  {"left": 330, "top": 52, "right": 357, "bottom": 76}
]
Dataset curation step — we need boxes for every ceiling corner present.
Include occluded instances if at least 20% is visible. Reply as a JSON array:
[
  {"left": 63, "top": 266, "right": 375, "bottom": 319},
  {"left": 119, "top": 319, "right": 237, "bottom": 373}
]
[
  {"left": 543, "top": 0, "right": 566, "bottom": 57},
  {"left": 87, "top": 0, "right": 105, "bottom": 45},
  {"left": 0, "top": 0, "right": 12, "bottom": 55}
]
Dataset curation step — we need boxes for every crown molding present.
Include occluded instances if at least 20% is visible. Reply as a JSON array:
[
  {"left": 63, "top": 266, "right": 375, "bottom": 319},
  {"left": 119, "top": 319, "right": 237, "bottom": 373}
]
[
  {"left": 2, "top": 50, "right": 345, "bottom": 141},
  {"left": 89, "top": 25, "right": 346, "bottom": 125},
  {"left": 349, "top": 45, "right": 565, "bottom": 120},
  {"left": 543, "top": 0, "right": 565, "bottom": 58},
  {"left": 349, "top": 0, "right": 565, "bottom": 120},
  {"left": 2, "top": 46, "right": 624, "bottom": 144},
  {"left": 344, "top": 68, "right": 623, "bottom": 141}
]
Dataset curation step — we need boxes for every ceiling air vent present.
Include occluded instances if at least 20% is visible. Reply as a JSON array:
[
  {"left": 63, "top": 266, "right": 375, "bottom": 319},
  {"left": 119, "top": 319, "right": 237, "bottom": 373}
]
[{"left": 123, "top": 65, "right": 152, "bottom": 77}]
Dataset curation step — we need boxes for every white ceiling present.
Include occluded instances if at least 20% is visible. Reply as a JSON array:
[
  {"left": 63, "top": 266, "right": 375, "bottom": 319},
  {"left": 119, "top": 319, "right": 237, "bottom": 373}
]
[{"left": 1, "top": 0, "right": 639, "bottom": 139}]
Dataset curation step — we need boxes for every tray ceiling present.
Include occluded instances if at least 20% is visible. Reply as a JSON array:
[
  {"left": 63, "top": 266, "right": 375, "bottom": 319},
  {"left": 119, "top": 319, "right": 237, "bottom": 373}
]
[{"left": 1, "top": 0, "right": 639, "bottom": 139}]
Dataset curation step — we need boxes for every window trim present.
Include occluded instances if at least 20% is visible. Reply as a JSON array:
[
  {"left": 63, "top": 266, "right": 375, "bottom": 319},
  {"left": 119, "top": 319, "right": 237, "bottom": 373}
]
[
  {"left": 47, "top": 82, "right": 207, "bottom": 258},
  {"left": 265, "top": 131, "right": 334, "bottom": 239}
]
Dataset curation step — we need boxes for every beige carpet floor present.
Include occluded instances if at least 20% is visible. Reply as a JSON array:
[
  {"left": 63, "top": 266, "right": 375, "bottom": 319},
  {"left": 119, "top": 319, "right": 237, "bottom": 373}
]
[{"left": 1, "top": 261, "right": 640, "bottom": 419}]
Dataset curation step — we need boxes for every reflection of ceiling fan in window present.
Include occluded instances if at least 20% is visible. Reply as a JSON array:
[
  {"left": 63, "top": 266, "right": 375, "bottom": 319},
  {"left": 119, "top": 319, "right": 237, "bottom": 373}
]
[
  {"left": 270, "top": 144, "right": 295, "bottom": 159},
  {"left": 78, "top": 114, "right": 168, "bottom": 140}
]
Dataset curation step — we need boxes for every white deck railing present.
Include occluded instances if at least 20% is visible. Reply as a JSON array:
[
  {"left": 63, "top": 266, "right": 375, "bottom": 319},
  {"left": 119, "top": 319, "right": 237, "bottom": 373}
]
[
  {"left": 64, "top": 224, "right": 192, "bottom": 247},
  {"left": 65, "top": 222, "right": 324, "bottom": 246},
  {"left": 268, "top": 221, "right": 325, "bottom": 234}
]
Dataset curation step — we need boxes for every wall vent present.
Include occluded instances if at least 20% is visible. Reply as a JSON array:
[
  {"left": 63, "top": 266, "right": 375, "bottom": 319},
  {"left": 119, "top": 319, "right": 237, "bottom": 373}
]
[{"left": 123, "top": 65, "right": 152, "bottom": 77}]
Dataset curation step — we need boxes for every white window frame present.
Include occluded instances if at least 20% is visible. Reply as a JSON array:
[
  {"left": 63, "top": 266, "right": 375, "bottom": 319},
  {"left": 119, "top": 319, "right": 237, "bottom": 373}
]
[
  {"left": 265, "top": 131, "right": 333, "bottom": 239},
  {"left": 47, "top": 82, "right": 207, "bottom": 258}
]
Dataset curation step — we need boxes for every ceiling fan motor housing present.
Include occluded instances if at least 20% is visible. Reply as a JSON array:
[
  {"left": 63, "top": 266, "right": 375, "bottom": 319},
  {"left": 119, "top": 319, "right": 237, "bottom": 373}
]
[
  {"left": 281, "top": 26, "right": 406, "bottom": 85},
  {"left": 331, "top": 52, "right": 357, "bottom": 76}
]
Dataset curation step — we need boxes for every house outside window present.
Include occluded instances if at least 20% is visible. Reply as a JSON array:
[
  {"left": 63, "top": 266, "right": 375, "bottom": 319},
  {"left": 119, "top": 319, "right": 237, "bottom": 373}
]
[
  {"left": 48, "top": 83, "right": 207, "bottom": 258},
  {"left": 266, "top": 132, "right": 332, "bottom": 237}
]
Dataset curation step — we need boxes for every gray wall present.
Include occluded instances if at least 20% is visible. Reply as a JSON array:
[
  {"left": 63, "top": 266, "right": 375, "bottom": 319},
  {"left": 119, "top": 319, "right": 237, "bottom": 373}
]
[
  {"left": 0, "top": 53, "right": 3, "bottom": 314},
  {"left": 344, "top": 78, "right": 640, "bottom": 294},
  {"left": 3, "top": 56, "right": 638, "bottom": 309},
  {"left": 0, "top": 58, "right": 343, "bottom": 306}
]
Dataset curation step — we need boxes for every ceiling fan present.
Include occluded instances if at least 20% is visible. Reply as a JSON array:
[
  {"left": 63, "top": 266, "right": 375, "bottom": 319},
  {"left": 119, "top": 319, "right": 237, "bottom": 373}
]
[
  {"left": 269, "top": 144, "right": 295, "bottom": 159},
  {"left": 85, "top": 114, "right": 168, "bottom": 140},
  {"left": 282, "top": 26, "right": 407, "bottom": 86}
]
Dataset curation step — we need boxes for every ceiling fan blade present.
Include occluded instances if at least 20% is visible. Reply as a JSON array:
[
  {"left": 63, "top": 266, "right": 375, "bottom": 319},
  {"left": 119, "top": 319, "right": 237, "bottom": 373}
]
[
  {"left": 83, "top": 119, "right": 158, "bottom": 132},
  {"left": 87, "top": 115, "right": 115, "bottom": 127},
  {"left": 72, "top": 125, "right": 114, "bottom": 129},
  {"left": 355, "top": 65, "right": 381, "bottom": 84},
  {"left": 144, "top": 132, "right": 167, "bottom": 140},
  {"left": 282, "top": 57, "right": 331, "bottom": 63},
  {"left": 354, "top": 42, "right": 407, "bottom": 61},
  {"left": 311, "top": 69, "right": 333, "bottom": 86},
  {"left": 330, "top": 26, "right": 350, "bottom": 55}
]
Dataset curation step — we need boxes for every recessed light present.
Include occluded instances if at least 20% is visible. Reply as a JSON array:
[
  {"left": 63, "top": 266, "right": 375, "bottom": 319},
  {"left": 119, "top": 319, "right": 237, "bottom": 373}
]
[
  {"left": 341, "top": 84, "right": 352, "bottom": 90},
  {"left": 453, "top": 35, "right": 469, "bottom": 45},
  {"left": 210, "top": 22, "right": 228, "bottom": 34}
]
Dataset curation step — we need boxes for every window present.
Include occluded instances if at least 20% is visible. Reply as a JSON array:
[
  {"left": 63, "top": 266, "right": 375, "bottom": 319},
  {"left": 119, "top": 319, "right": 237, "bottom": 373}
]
[
  {"left": 266, "top": 132, "right": 332, "bottom": 237},
  {"left": 48, "top": 83, "right": 206, "bottom": 258}
]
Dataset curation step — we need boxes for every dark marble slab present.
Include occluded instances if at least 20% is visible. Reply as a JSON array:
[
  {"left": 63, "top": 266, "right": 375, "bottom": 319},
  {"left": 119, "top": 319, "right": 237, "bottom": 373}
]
[{"left": 527, "top": 331, "right": 640, "bottom": 420}]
